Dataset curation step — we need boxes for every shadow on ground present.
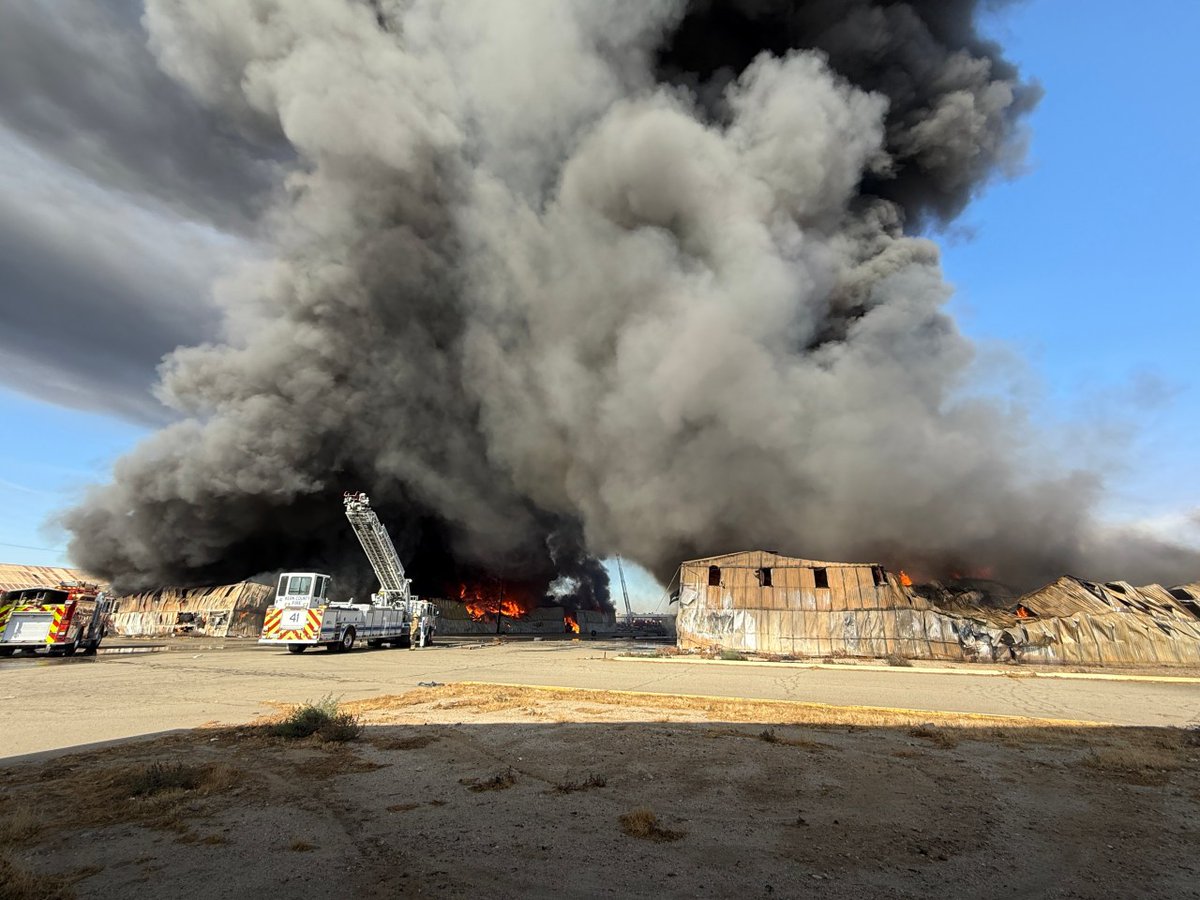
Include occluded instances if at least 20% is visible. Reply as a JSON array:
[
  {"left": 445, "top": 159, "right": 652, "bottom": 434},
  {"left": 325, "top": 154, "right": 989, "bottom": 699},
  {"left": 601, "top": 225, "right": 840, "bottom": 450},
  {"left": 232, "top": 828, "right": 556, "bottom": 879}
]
[{"left": 1, "top": 685, "right": 1197, "bottom": 899}]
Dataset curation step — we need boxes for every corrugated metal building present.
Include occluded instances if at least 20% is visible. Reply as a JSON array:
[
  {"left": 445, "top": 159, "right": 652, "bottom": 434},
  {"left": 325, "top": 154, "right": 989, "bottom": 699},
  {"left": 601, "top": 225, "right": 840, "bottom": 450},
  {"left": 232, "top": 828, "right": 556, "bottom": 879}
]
[
  {"left": 675, "top": 550, "right": 1200, "bottom": 666},
  {"left": 0, "top": 563, "right": 104, "bottom": 593},
  {"left": 1, "top": 563, "right": 273, "bottom": 638},
  {"left": 109, "top": 582, "right": 274, "bottom": 638}
]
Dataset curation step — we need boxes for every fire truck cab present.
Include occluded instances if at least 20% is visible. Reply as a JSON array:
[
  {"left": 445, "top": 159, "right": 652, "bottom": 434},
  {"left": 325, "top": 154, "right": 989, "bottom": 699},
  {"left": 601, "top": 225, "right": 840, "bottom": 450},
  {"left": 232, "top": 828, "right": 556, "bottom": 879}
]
[{"left": 0, "top": 583, "right": 111, "bottom": 657}]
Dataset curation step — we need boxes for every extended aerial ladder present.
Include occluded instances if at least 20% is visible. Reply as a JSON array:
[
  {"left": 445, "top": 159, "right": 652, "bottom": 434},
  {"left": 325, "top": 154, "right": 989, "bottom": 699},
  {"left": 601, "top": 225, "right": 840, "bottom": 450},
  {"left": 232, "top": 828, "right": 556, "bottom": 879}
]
[
  {"left": 616, "top": 555, "right": 634, "bottom": 628},
  {"left": 343, "top": 492, "right": 412, "bottom": 606}
]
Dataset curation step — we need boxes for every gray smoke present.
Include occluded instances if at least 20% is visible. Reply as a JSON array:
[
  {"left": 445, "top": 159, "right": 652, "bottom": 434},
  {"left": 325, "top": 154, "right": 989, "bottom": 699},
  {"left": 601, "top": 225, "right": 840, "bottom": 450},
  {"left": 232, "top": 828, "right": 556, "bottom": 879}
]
[
  {"left": 59, "top": 0, "right": 1198, "bottom": 596},
  {"left": 0, "top": 0, "right": 281, "bottom": 419}
]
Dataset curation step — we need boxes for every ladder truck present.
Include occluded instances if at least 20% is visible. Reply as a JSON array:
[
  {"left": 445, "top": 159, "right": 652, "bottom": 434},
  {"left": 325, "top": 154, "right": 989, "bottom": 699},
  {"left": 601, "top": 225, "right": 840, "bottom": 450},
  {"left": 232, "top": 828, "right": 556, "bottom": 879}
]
[{"left": 259, "top": 493, "right": 438, "bottom": 654}]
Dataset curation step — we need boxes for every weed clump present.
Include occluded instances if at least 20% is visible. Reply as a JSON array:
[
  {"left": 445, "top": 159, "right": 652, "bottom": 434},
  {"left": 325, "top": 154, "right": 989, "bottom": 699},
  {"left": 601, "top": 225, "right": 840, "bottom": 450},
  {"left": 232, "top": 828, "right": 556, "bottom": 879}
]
[
  {"left": 0, "top": 856, "right": 75, "bottom": 900},
  {"left": 718, "top": 650, "right": 747, "bottom": 661},
  {"left": 619, "top": 808, "right": 685, "bottom": 843},
  {"left": 758, "top": 729, "right": 780, "bottom": 744},
  {"left": 1083, "top": 747, "right": 1181, "bottom": 785},
  {"left": 461, "top": 769, "right": 517, "bottom": 792},
  {"left": 885, "top": 654, "right": 913, "bottom": 667},
  {"left": 270, "top": 696, "right": 362, "bottom": 743},
  {"left": 909, "top": 725, "right": 958, "bottom": 749},
  {"left": 553, "top": 773, "right": 607, "bottom": 793},
  {"left": 127, "top": 762, "right": 205, "bottom": 797}
]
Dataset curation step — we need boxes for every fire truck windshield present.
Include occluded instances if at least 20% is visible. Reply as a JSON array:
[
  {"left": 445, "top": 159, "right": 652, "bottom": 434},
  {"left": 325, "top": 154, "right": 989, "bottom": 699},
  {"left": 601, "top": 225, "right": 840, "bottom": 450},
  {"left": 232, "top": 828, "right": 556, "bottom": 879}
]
[{"left": 285, "top": 576, "right": 312, "bottom": 596}]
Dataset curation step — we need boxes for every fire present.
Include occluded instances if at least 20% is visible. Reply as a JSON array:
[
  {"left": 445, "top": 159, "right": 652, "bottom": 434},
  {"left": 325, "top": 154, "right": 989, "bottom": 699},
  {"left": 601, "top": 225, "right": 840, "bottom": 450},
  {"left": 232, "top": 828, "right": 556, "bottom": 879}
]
[
  {"left": 899, "top": 570, "right": 913, "bottom": 587},
  {"left": 459, "top": 583, "right": 536, "bottom": 622},
  {"left": 1015, "top": 604, "right": 1033, "bottom": 619},
  {"left": 564, "top": 613, "right": 579, "bottom": 634}
]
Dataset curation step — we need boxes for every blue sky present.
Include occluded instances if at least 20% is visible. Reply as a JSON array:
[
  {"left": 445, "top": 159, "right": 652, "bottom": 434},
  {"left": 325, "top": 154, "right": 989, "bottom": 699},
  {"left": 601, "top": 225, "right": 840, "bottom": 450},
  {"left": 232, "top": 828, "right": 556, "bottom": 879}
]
[{"left": 1, "top": 0, "right": 1197, "bottom": 608}]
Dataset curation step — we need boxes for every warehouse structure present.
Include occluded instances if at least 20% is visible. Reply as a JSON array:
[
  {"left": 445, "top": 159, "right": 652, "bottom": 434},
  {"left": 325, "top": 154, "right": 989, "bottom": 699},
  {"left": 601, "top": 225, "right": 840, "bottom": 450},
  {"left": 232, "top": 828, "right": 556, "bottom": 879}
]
[
  {"left": 107, "top": 582, "right": 275, "bottom": 638},
  {"left": 0, "top": 563, "right": 273, "bottom": 638},
  {"left": 0, "top": 563, "right": 103, "bottom": 593},
  {"left": 675, "top": 550, "right": 1200, "bottom": 666}
]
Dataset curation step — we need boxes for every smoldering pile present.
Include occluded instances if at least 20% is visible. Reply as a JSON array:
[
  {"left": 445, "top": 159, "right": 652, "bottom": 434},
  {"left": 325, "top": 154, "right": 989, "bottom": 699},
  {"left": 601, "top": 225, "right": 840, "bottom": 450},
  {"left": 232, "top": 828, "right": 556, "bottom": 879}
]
[{"left": 61, "top": 0, "right": 1198, "bottom": 603}]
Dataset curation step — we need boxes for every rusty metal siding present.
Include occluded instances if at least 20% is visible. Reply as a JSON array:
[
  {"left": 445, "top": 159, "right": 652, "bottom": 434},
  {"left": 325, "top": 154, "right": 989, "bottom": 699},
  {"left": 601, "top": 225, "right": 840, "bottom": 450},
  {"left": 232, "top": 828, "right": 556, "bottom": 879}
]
[
  {"left": 109, "top": 582, "right": 274, "bottom": 638},
  {"left": 676, "top": 551, "right": 1200, "bottom": 666}
]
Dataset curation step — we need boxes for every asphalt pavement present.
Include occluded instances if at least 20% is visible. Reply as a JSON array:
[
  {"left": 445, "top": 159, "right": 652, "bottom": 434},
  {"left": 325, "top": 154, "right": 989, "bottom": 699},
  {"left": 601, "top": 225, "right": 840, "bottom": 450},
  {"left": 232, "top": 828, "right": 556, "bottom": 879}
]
[{"left": 2, "top": 639, "right": 1198, "bottom": 760}]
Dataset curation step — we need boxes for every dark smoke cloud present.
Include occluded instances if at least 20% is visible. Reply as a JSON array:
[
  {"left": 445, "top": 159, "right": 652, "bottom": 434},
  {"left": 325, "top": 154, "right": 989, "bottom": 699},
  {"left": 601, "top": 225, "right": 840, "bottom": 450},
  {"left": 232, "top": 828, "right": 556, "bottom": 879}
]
[
  {"left": 0, "top": 0, "right": 280, "bottom": 419},
  {"left": 56, "top": 0, "right": 1199, "bottom": 599},
  {"left": 0, "top": 0, "right": 280, "bottom": 229}
]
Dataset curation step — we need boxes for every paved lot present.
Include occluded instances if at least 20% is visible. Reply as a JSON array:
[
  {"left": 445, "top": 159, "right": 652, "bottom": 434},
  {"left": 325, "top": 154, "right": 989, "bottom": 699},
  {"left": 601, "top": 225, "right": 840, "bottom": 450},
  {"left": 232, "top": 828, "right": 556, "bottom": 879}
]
[{"left": 3, "top": 640, "right": 1199, "bottom": 759}]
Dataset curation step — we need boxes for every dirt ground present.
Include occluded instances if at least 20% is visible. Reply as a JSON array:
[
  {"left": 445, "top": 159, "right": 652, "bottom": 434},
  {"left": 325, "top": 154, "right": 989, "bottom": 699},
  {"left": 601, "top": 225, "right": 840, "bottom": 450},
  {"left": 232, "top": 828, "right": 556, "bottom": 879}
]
[{"left": 2, "top": 683, "right": 1198, "bottom": 900}]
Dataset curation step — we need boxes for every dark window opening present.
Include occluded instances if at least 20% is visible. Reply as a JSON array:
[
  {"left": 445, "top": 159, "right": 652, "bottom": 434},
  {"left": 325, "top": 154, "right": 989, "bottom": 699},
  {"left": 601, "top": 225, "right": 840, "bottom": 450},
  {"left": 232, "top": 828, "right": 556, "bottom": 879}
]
[
  {"left": 1106, "top": 582, "right": 1127, "bottom": 594},
  {"left": 871, "top": 565, "right": 885, "bottom": 587},
  {"left": 756, "top": 567, "right": 772, "bottom": 587},
  {"left": 708, "top": 565, "right": 721, "bottom": 587},
  {"left": 813, "top": 567, "right": 829, "bottom": 590},
  {"left": 1168, "top": 588, "right": 1195, "bottom": 602}
]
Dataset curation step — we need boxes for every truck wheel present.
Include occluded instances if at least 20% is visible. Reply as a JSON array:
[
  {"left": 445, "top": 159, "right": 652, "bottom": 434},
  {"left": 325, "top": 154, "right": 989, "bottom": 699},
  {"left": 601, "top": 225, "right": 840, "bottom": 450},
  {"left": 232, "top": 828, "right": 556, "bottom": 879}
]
[
  {"left": 81, "top": 642, "right": 98, "bottom": 656},
  {"left": 338, "top": 628, "right": 356, "bottom": 653},
  {"left": 287, "top": 644, "right": 307, "bottom": 654},
  {"left": 63, "top": 641, "right": 78, "bottom": 657}
]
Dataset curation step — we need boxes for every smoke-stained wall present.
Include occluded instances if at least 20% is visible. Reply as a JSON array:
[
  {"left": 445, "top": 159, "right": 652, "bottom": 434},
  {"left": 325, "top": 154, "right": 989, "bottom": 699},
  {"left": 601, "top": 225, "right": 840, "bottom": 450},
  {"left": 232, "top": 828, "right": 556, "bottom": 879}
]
[{"left": 55, "top": 0, "right": 1199, "bottom": 599}]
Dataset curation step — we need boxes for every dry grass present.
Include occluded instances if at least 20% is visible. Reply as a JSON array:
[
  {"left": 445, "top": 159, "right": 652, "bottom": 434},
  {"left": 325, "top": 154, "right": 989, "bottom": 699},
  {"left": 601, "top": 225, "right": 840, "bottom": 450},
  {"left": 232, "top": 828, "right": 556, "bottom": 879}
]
[
  {"left": 127, "top": 762, "right": 206, "bottom": 797},
  {"left": 552, "top": 773, "right": 607, "bottom": 794},
  {"left": 705, "top": 726, "right": 827, "bottom": 751},
  {"left": 461, "top": 769, "right": 517, "bottom": 793},
  {"left": 368, "top": 734, "right": 440, "bottom": 751},
  {"left": 619, "top": 808, "right": 685, "bottom": 843},
  {"left": 0, "top": 803, "right": 39, "bottom": 845},
  {"left": 0, "top": 857, "right": 101, "bottom": 900},
  {"left": 1082, "top": 747, "right": 1183, "bottom": 785},
  {"left": 293, "top": 750, "right": 385, "bottom": 780},
  {"left": 909, "top": 725, "right": 959, "bottom": 749},
  {"left": 342, "top": 683, "right": 1103, "bottom": 736},
  {"left": 0, "top": 753, "right": 241, "bottom": 847},
  {"left": 289, "top": 840, "right": 316, "bottom": 853},
  {"left": 0, "top": 855, "right": 74, "bottom": 900}
]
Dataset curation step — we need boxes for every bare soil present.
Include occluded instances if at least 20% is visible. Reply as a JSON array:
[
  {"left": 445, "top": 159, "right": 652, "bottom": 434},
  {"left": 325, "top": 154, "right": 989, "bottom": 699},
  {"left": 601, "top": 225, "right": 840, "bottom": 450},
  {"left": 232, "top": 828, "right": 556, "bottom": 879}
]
[{"left": 2, "top": 684, "right": 1198, "bottom": 899}]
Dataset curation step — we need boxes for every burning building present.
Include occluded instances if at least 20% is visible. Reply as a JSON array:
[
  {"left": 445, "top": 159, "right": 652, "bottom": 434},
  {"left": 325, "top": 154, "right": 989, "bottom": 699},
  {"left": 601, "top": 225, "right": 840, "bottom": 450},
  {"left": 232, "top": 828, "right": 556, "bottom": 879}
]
[
  {"left": 106, "top": 581, "right": 274, "bottom": 638},
  {"left": 436, "top": 582, "right": 616, "bottom": 637},
  {"left": 676, "top": 550, "right": 1200, "bottom": 666}
]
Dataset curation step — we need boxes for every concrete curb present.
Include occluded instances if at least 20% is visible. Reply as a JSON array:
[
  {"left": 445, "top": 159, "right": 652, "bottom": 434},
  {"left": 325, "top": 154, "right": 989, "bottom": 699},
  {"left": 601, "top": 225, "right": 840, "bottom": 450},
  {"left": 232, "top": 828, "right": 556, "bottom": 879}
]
[{"left": 613, "top": 654, "right": 1200, "bottom": 685}]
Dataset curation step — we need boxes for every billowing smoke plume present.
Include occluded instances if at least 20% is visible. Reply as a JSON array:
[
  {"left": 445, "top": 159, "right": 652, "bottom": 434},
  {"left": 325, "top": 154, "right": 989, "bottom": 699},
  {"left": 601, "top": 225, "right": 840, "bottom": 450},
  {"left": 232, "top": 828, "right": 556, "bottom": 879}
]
[{"left": 62, "top": 0, "right": 1199, "bottom": 598}]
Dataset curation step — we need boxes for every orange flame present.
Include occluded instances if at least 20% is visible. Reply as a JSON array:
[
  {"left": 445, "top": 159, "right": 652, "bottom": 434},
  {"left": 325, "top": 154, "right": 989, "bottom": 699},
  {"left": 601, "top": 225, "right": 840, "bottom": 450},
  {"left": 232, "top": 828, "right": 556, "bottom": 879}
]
[
  {"left": 899, "top": 570, "right": 913, "bottom": 587},
  {"left": 459, "top": 583, "right": 536, "bottom": 622},
  {"left": 1015, "top": 604, "right": 1032, "bottom": 619},
  {"left": 564, "top": 613, "right": 579, "bottom": 634}
]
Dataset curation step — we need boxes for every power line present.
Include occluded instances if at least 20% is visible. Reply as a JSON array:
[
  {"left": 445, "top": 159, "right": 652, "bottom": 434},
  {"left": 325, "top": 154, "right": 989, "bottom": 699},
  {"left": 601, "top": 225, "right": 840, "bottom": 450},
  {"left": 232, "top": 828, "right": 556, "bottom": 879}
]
[{"left": 0, "top": 541, "right": 67, "bottom": 553}]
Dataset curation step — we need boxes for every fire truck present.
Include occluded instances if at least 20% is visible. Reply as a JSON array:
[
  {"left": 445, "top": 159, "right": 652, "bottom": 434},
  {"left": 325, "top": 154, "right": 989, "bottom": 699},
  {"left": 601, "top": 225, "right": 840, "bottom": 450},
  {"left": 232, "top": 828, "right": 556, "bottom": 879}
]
[
  {"left": 0, "top": 582, "right": 111, "bottom": 657},
  {"left": 259, "top": 493, "right": 438, "bottom": 653}
]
